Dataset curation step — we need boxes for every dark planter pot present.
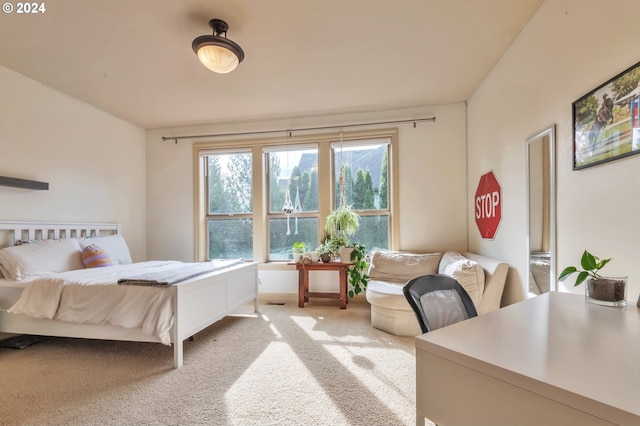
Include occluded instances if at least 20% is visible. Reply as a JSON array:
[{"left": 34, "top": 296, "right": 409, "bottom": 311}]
[
  {"left": 585, "top": 277, "right": 627, "bottom": 307},
  {"left": 320, "top": 253, "right": 332, "bottom": 263}
]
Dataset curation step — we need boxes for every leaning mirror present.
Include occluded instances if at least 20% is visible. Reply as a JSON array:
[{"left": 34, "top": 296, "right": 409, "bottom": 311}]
[{"left": 526, "top": 125, "right": 556, "bottom": 295}]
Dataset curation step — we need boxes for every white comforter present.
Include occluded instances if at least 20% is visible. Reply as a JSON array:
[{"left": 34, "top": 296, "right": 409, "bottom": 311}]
[{"left": 8, "top": 260, "right": 243, "bottom": 345}]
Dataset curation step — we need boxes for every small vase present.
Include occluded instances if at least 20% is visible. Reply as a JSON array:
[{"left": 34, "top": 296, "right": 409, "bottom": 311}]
[
  {"left": 585, "top": 277, "right": 627, "bottom": 307},
  {"left": 320, "top": 253, "right": 332, "bottom": 263}
]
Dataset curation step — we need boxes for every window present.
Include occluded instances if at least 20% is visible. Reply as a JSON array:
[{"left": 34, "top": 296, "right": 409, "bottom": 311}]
[
  {"left": 195, "top": 129, "right": 398, "bottom": 262},
  {"left": 266, "top": 145, "right": 319, "bottom": 260},
  {"left": 332, "top": 140, "right": 390, "bottom": 253},
  {"left": 205, "top": 150, "right": 253, "bottom": 259}
]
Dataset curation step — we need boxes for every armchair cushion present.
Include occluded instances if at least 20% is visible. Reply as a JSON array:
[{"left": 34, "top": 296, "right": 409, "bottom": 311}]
[
  {"left": 438, "top": 251, "right": 485, "bottom": 306},
  {"left": 368, "top": 251, "right": 442, "bottom": 284}
]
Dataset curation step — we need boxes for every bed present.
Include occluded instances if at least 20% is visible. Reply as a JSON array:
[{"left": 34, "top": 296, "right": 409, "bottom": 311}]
[{"left": 0, "top": 221, "right": 258, "bottom": 368}]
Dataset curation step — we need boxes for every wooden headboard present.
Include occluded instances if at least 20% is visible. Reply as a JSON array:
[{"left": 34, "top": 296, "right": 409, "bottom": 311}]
[{"left": 0, "top": 222, "right": 121, "bottom": 249}]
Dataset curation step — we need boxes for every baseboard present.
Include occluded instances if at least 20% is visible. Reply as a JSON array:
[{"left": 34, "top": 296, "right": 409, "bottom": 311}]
[
  {"left": 259, "top": 293, "right": 298, "bottom": 305},
  {"left": 258, "top": 292, "right": 369, "bottom": 305}
]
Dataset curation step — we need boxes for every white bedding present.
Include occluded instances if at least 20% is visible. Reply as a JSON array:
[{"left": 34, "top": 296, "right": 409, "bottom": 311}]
[
  {"left": 7, "top": 259, "right": 244, "bottom": 345},
  {"left": 0, "top": 278, "right": 25, "bottom": 310}
]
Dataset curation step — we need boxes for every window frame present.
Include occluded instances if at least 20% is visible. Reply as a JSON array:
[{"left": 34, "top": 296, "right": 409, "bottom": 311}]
[
  {"left": 203, "top": 149, "right": 254, "bottom": 259},
  {"left": 264, "top": 144, "right": 320, "bottom": 261},
  {"left": 193, "top": 128, "right": 399, "bottom": 262}
]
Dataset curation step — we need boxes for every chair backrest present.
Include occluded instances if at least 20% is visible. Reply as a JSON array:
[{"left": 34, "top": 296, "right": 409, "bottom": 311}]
[{"left": 403, "top": 274, "right": 478, "bottom": 333}]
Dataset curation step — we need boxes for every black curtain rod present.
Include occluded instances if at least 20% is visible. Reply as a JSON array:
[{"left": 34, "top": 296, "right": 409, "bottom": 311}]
[{"left": 161, "top": 116, "right": 436, "bottom": 143}]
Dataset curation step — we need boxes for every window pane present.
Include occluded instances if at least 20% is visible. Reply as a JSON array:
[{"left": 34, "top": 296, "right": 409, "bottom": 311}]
[
  {"left": 208, "top": 152, "right": 252, "bottom": 214},
  {"left": 268, "top": 148, "right": 318, "bottom": 214},
  {"left": 268, "top": 217, "right": 319, "bottom": 260},
  {"left": 352, "top": 214, "right": 389, "bottom": 252},
  {"left": 333, "top": 143, "right": 389, "bottom": 210},
  {"left": 208, "top": 218, "right": 253, "bottom": 259}
]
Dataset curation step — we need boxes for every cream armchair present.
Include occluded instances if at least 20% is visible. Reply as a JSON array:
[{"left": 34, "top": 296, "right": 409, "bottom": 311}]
[{"left": 365, "top": 250, "right": 509, "bottom": 336}]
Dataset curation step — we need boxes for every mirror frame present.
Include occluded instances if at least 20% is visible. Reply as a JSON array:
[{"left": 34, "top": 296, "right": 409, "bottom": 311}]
[{"left": 526, "top": 124, "right": 556, "bottom": 294}]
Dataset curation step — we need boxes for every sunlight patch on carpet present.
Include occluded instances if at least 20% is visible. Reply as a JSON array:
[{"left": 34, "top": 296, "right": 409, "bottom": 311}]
[
  {"left": 224, "top": 341, "right": 348, "bottom": 425},
  {"left": 323, "top": 344, "right": 415, "bottom": 419},
  {"left": 269, "top": 323, "right": 282, "bottom": 338},
  {"left": 291, "top": 315, "right": 372, "bottom": 344},
  {"left": 230, "top": 313, "right": 259, "bottom": 318}
]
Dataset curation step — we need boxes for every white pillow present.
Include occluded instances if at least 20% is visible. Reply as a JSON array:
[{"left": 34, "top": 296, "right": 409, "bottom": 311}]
[
  {"left": 0, "top": 238, "right": 84, "bottom": 281},
  {"left": 439, "top": 251, "right": 485, "bottom": 307},
  {"left": 78, "top": 234, "right": 132, "bottom": 265}
]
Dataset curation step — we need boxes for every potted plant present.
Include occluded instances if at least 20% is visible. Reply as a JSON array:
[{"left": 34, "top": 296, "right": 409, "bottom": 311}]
[
  {"left": 324, "top": 203, "right": 360, "bottom": 241},
  {"left": 316, "top": 236, "right": 338, "bottom": 263},
  {"left": 559, "top": 250, "right": 627, "bottom": 306},
  {"left": 325, "top": 203, "right": 360, "bottom": 261},
  {"left": 292, "top": 242, "right": 306, "bottom": 263},
  {"left": 346, "top": 241, "right": 369, "bottom": 297}
]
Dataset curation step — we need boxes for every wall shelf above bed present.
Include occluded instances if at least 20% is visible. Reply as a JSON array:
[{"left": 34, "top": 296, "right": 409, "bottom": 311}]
[{"left": 0, "top": 176, "right": 49, "bottom": 190}]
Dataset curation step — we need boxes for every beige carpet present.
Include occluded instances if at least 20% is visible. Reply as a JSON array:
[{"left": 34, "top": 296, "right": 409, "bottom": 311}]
[{"left": 0, "top": 300, "right": 434, "bottom": 426}]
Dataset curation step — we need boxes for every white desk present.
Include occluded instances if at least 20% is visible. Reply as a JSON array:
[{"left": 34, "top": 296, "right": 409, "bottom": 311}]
[{"left": 415, "top": 292, "right": 640, "bottom": 426}]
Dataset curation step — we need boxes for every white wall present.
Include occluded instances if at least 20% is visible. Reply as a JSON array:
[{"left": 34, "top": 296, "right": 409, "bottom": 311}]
[
  {"left": 146, "top": 104, "right": 467, "bottom": 293},
  {"left": 0, "top": 66, "right": 147, "bottom": 260},
  {"left": 467, "top": 0, "right": 640, "bottom": 304}
]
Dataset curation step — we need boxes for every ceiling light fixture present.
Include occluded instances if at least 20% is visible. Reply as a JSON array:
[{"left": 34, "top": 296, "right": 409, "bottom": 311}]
[{"left": 192, "top": 19, "right": 244, "bottom": 74}]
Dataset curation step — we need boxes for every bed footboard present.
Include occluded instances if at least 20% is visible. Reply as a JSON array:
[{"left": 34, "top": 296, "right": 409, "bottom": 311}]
[{"left": 172, "top": 261, "right": 258, "bottom": 368}]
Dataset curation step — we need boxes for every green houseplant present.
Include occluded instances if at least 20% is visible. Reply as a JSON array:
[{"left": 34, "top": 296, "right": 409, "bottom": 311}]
[
  {"left": 324, "top": 203, "right": 360, "bottom": 241},
  {"left": 325, "top": 203, "right": 360, "bottom": 262},
  {"left": 292, "top": 242, "right": 306, "bottom": 254},
  {"left": 316, "top": 236, "right": 338, "bottom": 263},
  {"left": 346, "top": 241, "right": 369, "bottom": 297},
  {"left": 292, "top": 242, "right": 306, "bottom": 262},
  {"left": 559, "top": 250, "right": 626, "bottom": 306},
  {"left": 325, "top": 163, "right": 361, "bottom": 262}
]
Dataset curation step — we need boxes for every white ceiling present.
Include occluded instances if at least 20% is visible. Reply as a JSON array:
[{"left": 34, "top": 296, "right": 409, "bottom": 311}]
[{"left": 0, "top": 0, "right": 542, "bottom": 130}]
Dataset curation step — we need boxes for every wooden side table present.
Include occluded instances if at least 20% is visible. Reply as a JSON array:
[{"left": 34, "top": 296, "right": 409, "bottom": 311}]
[{"left": 291, "top": 261, "right": 351, "bottom": 309}]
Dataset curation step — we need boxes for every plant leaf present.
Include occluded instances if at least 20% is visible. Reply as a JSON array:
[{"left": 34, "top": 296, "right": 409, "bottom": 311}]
[
  {"left": 558, "top": 266, "right": 577, "bottom": 281},
  {"left": 575, "top": 271, "right": 589, "bottom": 286},
  {"left": 595, "top": 258, "right": 612, "bottom": 270},
  {"left": 581, "top": 251, "right": 597, "bottom": 270}
]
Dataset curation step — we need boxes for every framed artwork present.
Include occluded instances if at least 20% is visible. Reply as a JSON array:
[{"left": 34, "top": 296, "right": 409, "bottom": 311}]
[{"left": 572, "top": 60, "right": 640, "bottom": 170}]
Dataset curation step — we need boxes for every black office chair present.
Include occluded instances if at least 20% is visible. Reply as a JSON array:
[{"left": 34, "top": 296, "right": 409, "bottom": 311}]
[{"left": 403, "top": 274, "right": 478, "bottom": 333}]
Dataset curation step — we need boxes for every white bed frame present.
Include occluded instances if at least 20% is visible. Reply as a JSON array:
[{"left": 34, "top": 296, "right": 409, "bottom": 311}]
[{"left": 0, "top": 221, "right": 259, "bottom": 368}]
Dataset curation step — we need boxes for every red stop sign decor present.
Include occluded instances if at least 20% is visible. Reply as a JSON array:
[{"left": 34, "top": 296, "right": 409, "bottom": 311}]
[{"left": 475, "top": 171, "right": 501, "bottom": 239}]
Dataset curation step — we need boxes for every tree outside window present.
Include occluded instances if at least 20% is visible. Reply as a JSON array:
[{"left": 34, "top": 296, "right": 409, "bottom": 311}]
[
  {"left": 207, "top": 152, "right": 253, "bottom": 259},
  {"left": 333, "top": 142, "right": 390, "bottom": 252}
]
